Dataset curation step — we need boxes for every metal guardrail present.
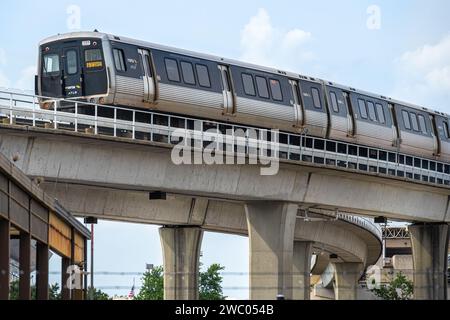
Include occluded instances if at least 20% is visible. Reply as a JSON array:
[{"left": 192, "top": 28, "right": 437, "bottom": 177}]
[{"left": 1, "top": 89, "right": 449, "bottom": 191}]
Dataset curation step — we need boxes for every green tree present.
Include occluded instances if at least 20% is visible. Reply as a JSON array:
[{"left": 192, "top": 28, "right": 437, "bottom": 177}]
[
  {"left": 371, "top": 271, "right": 414, "bottom": 300},
  {"left": 87, "top": 287, "right": 110, "bottom": 300},
  {"left": 135, "top": 266, "right": 164, "bottom": 300},
  {"left": 9, "top": 279, "right": 61, "bottom": 300},
  {"left": 199, "top": 264, "right": 226, "bottom": 300},
  {"left": 49, "top": 283, "right": 61, "bottom": 300},
  {"left": 136, "top": 263, "right": 226, "bottom": 300}
]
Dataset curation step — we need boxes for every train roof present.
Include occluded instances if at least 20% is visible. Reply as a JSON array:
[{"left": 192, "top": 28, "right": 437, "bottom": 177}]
[{"left": 40, "top": 31, "right": 449, "bottom": 118}]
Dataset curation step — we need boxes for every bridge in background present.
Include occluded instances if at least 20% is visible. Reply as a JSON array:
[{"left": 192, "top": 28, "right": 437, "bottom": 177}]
[{"left": 0, "top": 89, "right": 448, "bottom": 300}]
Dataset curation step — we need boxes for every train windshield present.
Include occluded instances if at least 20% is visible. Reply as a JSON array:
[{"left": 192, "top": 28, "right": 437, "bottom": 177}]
[
  {"left": 43, "top": 54, "right": 60, "bottom": 74},
  {"left": 39, "top": 38, "right": 108, "bottom": 99}
]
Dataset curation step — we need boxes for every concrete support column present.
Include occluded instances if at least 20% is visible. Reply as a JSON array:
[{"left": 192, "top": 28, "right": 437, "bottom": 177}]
[
  {"left": 19, "top": 232, "right": 31, "bottom": 300},
  {"left": 245, "top": 202, "right": 297, "bottom": 300},
  {"left": 409, "top": 223, "right": 449, "bottom": 300},
  {"left": 0, "top": 219, "right": 10, "bottom": 300},
  {"left": 292, "top": 241, "right": 312, "bottom": 300},
  {"left": 61, "top": 257, "right": 71, "bottom": 300},
  {"left": 292, "top": 241, "right": 313, "bottom": 300},
  {"left": 159, "top": 226, "right": 203, "bottom": 300},
  {"left": 333, "top": 262, "right": 363, "bottom": 300},
  {"left": 36, "top": 242, "right": 49, "bottom": 300}
]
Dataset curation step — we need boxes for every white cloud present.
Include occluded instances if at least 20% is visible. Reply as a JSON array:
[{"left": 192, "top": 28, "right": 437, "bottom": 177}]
[
  {"left": 240, "top": 8, "right": 314, "bottom": 70},
  {"left": 281, "top": 29, "right": 312, "bottom": 50},
  {"left": 393, "top": 35, "right": 450, "bottom": 112},
  {"left": 15, "top": 65, "right": 36, "bottom": 91}
]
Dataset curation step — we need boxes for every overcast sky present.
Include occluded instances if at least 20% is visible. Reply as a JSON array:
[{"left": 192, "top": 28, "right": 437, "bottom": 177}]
[{"left": 2, "top": 0, "right": 450, "bottom": 299}]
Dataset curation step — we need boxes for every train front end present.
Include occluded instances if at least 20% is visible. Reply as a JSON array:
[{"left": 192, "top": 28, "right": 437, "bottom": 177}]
[{"left": 36, "top": 32, "right": 110, "bottom": 108}]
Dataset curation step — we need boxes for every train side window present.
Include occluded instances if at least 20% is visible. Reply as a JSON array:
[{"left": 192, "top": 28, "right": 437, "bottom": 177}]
[
  {"left": 367, "top": 101, "right": 377, "bottom": 121},
  {"left": 444, "top": 122, "right": 450, "bottom": 139},
  {"left": 269, "top": 79, "right": 283, "bottom": 101},
  {"left": 329, "top": 91, "right": 339, "bottom": 113},
  {"left": 358, "top": 99, "right": 368, "bottom": 119},
  {"left": 165, "top": 58, "right": 180, "bottom": 82},
  {"left": 402, "top": 110, "right": 411, "bottom": 130},
  {"left": 180, "top": 61, "right": 196, "bottom": 85},
  {"left": 196, "top": 64, "right": 211, "bottom": 88},
  {"left": 242, "top": 73, "right": 255, "bottom": 96},
  {"left": 113, "top": 49, "right": 126, "bottom": 72},
  {"left": 418, "top": 114, "right": 427, "bottom": 134},
  {"left": 311, "top": 88, "right": 322, "bottom": 109},
  {"left": 410, "top": 113, "right": 419, "bottom": 131},
  {"left": 255, "top": 76, "right": 269, "bottom": 99},
  {"left": 376, "top": 103, "right": 385, "bottom": 124},
  {"left": 66, "top": 50, "right": 78, "bottom": 75},
  {"left": 43, "top": 54, "right": 60, "bottom": 74}
]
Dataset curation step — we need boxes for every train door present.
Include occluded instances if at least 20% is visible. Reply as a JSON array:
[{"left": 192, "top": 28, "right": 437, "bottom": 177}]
[
  {"left": 62, "top": 47, "right": 83, "bottom": 98},
  {"left": 41, "top": 47, "right": 64, "bottom": 98},
  {"left": 343, "top": 91, "right": 355, "bottom": 136},
  {"left": 218, "top": 65, "right": 235, "bottom": 114},
  {"left": 289, "top": 79, "right": 303, "bottom": 128},
  {"left": 138, "top": 49, "right": 156, "bottom": 102}
]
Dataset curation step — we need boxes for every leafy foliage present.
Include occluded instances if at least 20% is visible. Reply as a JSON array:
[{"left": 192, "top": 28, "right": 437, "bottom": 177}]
[
  {"left": 135, "top": 266, "right": 164, "bottom": 300},
  {"left": 199, "top": 264, "right": 226, "bottom": 300},
  {"left": 371, "top": 271, "right": 413, "bottom": 300},
  {"left": 9, "top": 279, "right": 61, "bottom": 300},
  {"left": 136, "top": 263, "right": 226, "bottom": 300},
  {"left": 87, "top": 287, "right": 111, "bottom": 300}
]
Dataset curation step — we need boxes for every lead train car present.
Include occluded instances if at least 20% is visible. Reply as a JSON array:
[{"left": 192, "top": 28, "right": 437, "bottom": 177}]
[{"left": 36, "top": 31, "right": 450, "bottom": 162}]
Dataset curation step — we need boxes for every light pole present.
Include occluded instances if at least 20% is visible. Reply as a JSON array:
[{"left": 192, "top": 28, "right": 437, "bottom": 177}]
[{"left": 84, "top": 217, "right": 98, "bottom": 300}]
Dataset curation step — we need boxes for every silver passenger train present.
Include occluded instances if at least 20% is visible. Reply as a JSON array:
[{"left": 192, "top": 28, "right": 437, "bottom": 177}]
[{"left": 36, "top": 31, "right": 450, "bottom": 162}]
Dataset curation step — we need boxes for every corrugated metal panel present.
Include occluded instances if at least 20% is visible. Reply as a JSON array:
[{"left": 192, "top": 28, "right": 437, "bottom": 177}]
[
  {"left": 31, "top": 215, "right": 48, "bottom": 244},
  {"left": 10, "top": 200, "right": 29, "bottom": 231},
  {"left": 116, "top": 76, "right": 145, "bottom": 97},
  {"left": 31, "top": 199, "right": 48, "bottom": 223},
  {"left": 74, "top": 232, "right": 84, "bottom": 263},
  {"left": 440, "top": 141, "right": 450, "bottom": 161},
  {"left": 49, "top": 212, "right": 71, "bottom": 258},
  {"left": 235, "top": 97, "right": 294, "bottom": 122},
  {"left": 159, "top": 83, "right": 223, "bottom": 109},
  {"left": 304, "top": 109, "right": 327, "bottom": 128},
  {"left": 329, "top": 115, "right": 349, "bottom": 140},
  {"left": 356, "top": 121, "right": 392, "bottom": 142},
  {"left": 400, "top": 131, "right": 435, "bottom": 157}
]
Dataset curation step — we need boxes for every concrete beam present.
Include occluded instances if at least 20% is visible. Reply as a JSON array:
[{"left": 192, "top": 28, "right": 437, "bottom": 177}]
[
  {"left": 292, "top": 241, "right": 313, "bottom": 300},
  {"left": 159, "top": 227, "right": 203, "bottom": 300},
  {"left": 409, "top": 223, "right": 449, "bottom": 300},
  {"left": 40, "top": 183, "right": 378, "bottom": 266},
  {"left": 1, "top": 132, "right": 449, "bottom": 222},
  {"left": 333, "top": 262, "right": 363, "bottom": 300},
  {"left": 245, "top": 202, "right": 297, "bottom": 300}
]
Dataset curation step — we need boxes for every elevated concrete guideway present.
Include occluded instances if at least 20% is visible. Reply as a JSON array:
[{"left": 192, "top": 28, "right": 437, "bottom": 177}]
[
  {"left": 1, "top": 126, "right": 449, "bottom": 223},
  {"left": 0, "top": 90, "right": 448, "bottom": 300}
]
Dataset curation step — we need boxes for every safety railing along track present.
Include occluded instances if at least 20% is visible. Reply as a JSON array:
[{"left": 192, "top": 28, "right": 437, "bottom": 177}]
[{"left": 1, "top": 89, "right": 449, "bottom": 190}]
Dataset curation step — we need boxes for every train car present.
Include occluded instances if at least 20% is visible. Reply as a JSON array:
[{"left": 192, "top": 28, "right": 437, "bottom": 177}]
[{"left": 36, "top": 31, "right": 448, "bottom": 162}]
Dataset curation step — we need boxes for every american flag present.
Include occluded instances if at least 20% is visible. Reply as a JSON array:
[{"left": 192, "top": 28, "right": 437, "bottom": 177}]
[{"left": 128, "top": 279, "right": 135, "bottom": 299}]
